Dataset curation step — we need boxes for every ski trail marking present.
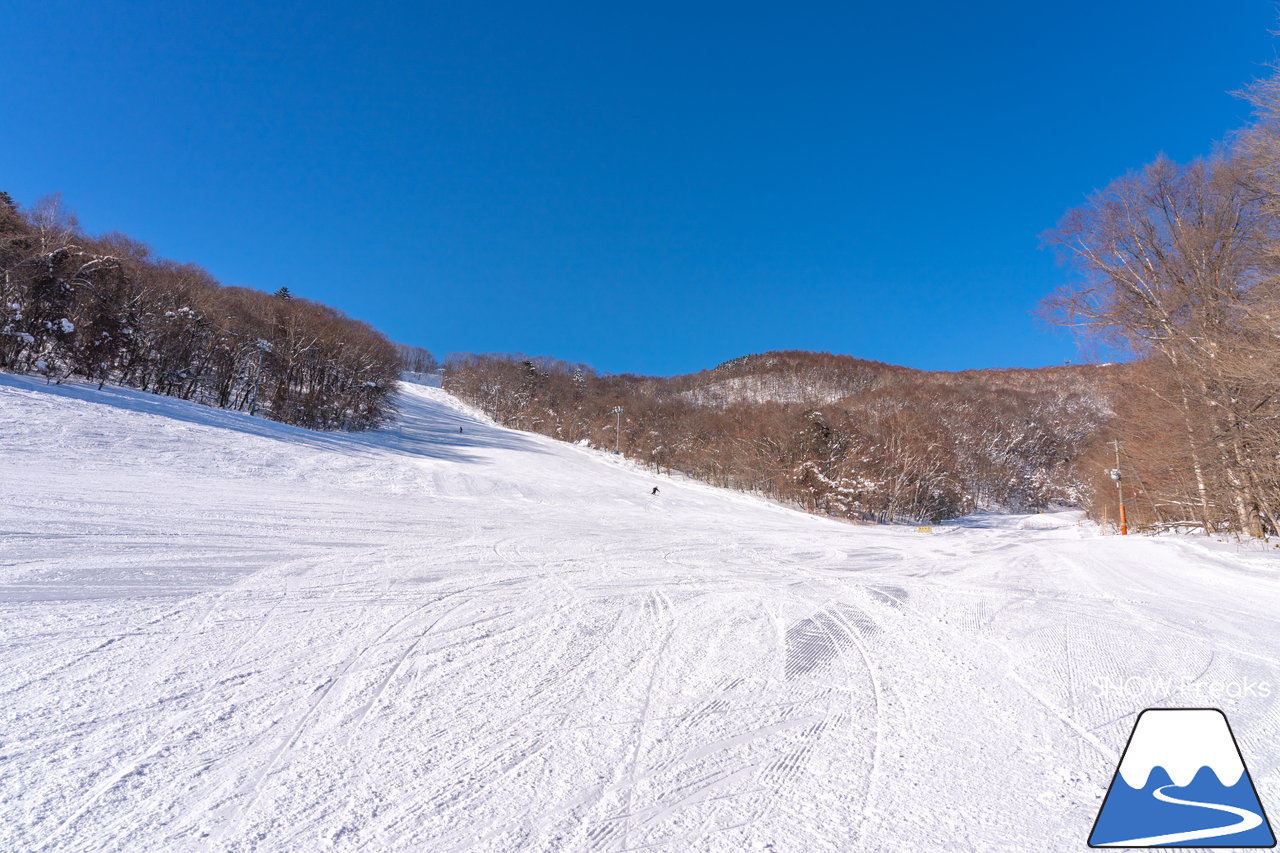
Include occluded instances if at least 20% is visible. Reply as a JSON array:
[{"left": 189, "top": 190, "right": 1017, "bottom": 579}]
[
  {"left": 215, "top": 582, "right": 504, "bottom": 840},
  {"left": 349, "top": 594, "right": 481, "bottom": 736},
  {"left": 36, "top": 590, "right": 288, "bottom": 850},
  {"left": 822, "top": 603, "right": 884, "bottom": 847},
  {"left": 619, "top": 591, "right": 676, "bottom": 850},
  {"left": 36, "top": 741, "right": 166, "bottom": 851}
]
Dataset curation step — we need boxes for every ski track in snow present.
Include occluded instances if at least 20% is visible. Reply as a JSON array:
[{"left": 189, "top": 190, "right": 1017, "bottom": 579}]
[{"left": 2, "top": 373, "right": 1279, "bottom": 851}]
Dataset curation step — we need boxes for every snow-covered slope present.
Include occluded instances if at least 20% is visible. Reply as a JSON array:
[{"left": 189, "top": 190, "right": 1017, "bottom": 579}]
[{"left": 2, "top": 373, "right": 1278, "bottom": 852}]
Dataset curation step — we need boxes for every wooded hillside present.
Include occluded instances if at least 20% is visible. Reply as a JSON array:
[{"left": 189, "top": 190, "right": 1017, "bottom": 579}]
[
  {"left": 446, "top": 351, "right": 1116, "bottom": 523},
  {"left": 0, "top": 194, "right": 401, "bottom": 430}
]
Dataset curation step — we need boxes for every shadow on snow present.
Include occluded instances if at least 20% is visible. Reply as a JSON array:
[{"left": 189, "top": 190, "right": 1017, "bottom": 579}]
[{"left": 0, "top": 372, "right": 545, "bottom": 465}]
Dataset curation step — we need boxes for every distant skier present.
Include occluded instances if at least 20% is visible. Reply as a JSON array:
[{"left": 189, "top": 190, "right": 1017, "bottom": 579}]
[
  {"left": 459, "top": 427, "right": 463, "bottom": 433},
  {"left": 651, "top": 487, "right": 660, "bottom": 496}
]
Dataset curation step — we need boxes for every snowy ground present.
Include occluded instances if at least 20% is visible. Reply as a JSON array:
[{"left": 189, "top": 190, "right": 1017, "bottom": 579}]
[{"left": 2, "top": 373, "right": 1278, "bottom": 852}]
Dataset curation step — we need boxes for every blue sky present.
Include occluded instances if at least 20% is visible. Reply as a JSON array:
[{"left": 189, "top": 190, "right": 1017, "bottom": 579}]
[{"left": 3, "top": 2, "right": 1275, "bottom": 375}]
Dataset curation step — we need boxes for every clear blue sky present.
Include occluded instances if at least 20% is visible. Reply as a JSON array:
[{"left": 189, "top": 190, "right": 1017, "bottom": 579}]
[{"left": 3, "top": 2, "right": 1275, "bottom": 375}]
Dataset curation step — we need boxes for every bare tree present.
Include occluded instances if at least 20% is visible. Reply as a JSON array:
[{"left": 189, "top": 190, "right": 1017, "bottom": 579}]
[{"left": 1043, "top": 154, "right": 1278, "bottom": 536}]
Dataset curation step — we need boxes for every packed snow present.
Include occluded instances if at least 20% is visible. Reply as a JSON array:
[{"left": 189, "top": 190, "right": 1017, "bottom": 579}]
[{"left": 2, "top": 373, "right": 1278, "bottom": 851}]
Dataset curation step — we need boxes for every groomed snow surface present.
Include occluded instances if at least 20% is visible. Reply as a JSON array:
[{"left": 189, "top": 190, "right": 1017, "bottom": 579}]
[{"left": 2, "top": 374, "right": 1278, "bottom": 852}]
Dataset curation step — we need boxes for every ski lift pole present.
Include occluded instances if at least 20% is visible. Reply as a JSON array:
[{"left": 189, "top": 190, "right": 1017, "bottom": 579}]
[
  {"left": 613, "top": 406, "right": 623, "bottom": 455},
  {"left": 1109, "top": 439, "right": 1128, "bottom": 535}
]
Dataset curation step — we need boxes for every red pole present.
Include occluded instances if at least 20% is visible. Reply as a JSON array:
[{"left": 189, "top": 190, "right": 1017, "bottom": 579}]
[{"left": 1111, "top": 439, "right": 1128, "bottom": 536}]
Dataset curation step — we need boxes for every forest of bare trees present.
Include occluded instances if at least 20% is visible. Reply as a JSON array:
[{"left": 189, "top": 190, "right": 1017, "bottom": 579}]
[
  {"left": 445, "top": 351, "right": 1114, "bottom": 524},
  {"left": 0, "top": 194, "right": 401, "bottom": 429},
  {"left": 396, "top": 343, "right": 439, "bottom": 376},
  {"left": 1043, "top": 68, "right": 1280, "bottom": 537}
]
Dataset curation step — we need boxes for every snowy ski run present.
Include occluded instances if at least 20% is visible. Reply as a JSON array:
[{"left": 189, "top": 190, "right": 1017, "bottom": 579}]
[{"left": 2, "top": 373, "right": 1278, "bottom": 852}]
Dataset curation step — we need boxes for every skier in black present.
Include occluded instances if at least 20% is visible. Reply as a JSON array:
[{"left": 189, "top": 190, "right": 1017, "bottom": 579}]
[{"left": 651, "top": 487, "right": 660, "bottom": 496}]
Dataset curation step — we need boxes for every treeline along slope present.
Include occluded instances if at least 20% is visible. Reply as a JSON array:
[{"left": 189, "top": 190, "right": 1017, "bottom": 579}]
[
  {"left": 446, "top": 350, "right": 1116, "bottom": 523},
  {"left": 0, "top": 194, "right": 400, "bottom": 430}
]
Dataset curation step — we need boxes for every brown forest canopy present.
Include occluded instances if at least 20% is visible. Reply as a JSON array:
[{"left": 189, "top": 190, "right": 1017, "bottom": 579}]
[
  {"left": 445, "top": 350, "right": 1118, "bottom": 524},
  {"left": 0, "top": 193, "right": 401, "bottom": 430}
]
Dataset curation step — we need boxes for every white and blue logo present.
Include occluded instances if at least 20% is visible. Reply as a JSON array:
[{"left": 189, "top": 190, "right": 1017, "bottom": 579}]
[{"left": 1089, "top": 708, "right": 1275, "bottom": 848}]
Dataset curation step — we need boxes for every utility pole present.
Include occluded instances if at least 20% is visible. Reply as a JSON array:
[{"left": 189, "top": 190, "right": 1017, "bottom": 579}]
[
  {"left": 613, "top": 406, "right": 623, "bottom": 455},
  {"left": 1108, "top": 439, "right": 1128, "bottom": 535}
]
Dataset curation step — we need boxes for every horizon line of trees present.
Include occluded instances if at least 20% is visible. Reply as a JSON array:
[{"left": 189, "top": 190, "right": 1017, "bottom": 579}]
[
  {"left": 0, "top": 193, "right": 402, "bottom": 430},
  {"left": 1043, "top": 61, "right": 1280, "bottom": 538}
]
